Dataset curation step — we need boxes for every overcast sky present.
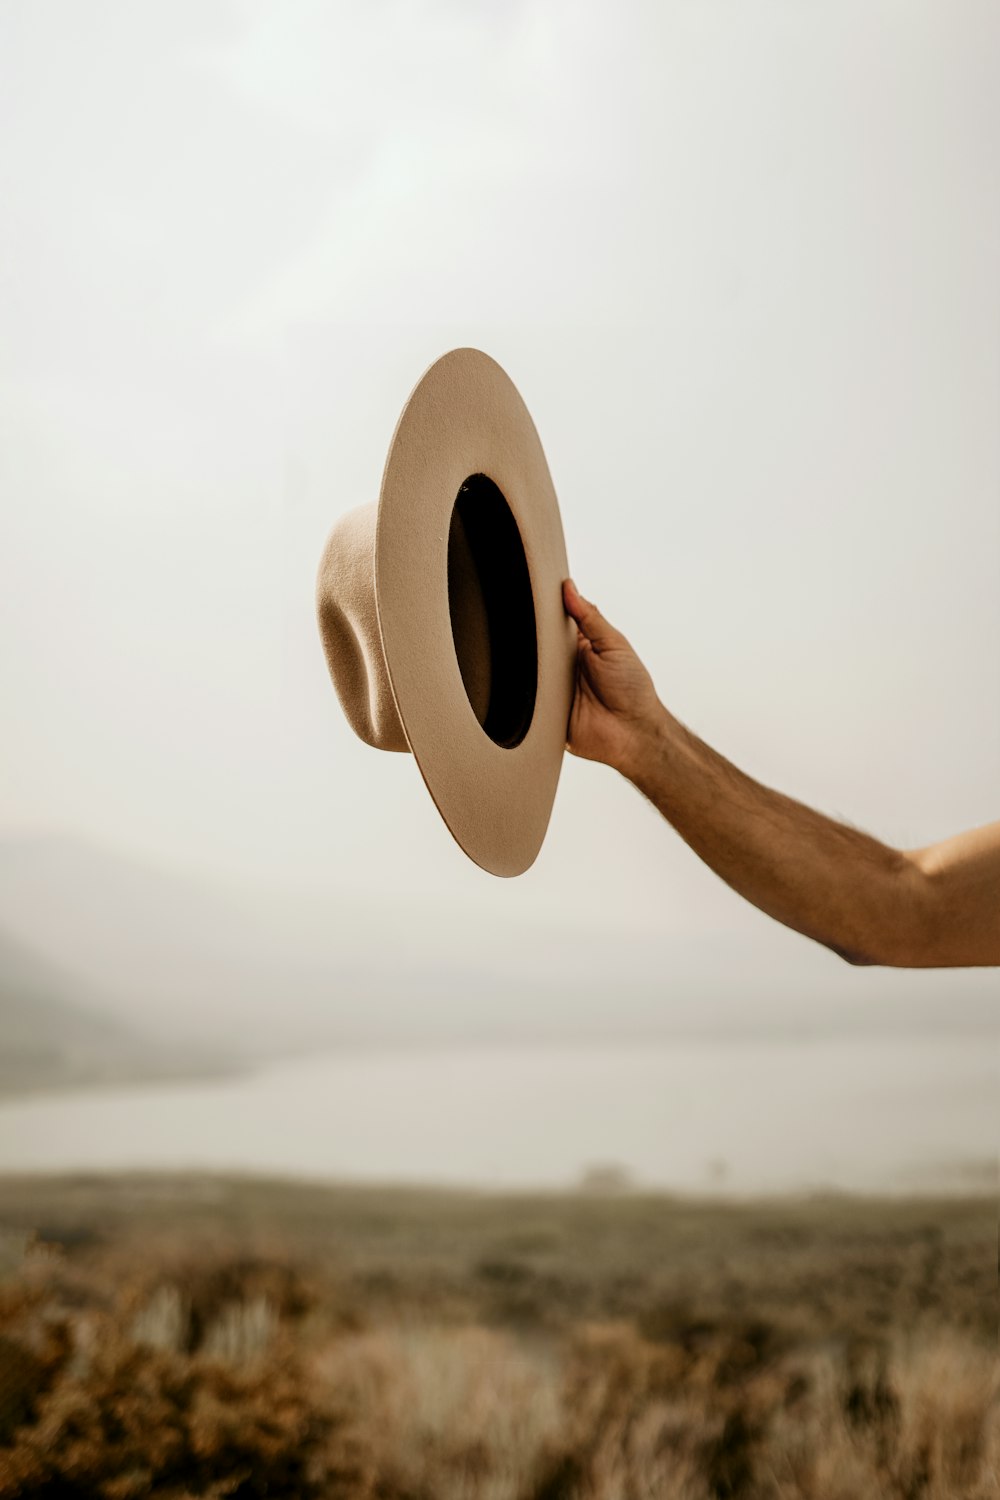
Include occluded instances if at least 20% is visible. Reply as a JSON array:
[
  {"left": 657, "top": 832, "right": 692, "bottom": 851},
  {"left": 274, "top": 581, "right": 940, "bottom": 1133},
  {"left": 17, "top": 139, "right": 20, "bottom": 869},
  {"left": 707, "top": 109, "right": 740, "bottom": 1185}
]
[{"left": 1, "top": 1, "right": 997, "bottom": 1026}]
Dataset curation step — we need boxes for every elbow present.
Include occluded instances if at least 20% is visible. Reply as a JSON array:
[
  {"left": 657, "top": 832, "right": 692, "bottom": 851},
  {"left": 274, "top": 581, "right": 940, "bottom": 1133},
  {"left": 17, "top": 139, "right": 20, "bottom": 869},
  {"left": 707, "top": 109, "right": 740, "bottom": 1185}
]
[
  {"left": 825, "top": 853, "right": 932, "bottom": 969},
  {"left": 827, "top": 852, "right": 935, "bottom": 966},
  {"left": 826, "top": 939, "right": 877, "bottom": 967}
]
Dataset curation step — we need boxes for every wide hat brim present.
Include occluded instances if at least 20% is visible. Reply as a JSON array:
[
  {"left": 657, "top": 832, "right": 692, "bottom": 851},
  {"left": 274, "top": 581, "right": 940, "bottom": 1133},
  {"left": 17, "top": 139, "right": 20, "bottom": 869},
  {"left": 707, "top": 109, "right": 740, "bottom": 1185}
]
[{"left": 374, "top": 348, "right": 576, "bottom": 877}]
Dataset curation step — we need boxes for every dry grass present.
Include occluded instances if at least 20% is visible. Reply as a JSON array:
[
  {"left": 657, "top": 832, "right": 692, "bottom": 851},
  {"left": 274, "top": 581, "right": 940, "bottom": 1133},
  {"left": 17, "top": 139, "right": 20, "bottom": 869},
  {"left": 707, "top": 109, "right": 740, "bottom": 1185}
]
[
  {"left": 320, "top": 1327, "right": 561, "bottom": 1500},
  {"left": 0, "top": 1174, "right": 995, "bottom": 1498}
]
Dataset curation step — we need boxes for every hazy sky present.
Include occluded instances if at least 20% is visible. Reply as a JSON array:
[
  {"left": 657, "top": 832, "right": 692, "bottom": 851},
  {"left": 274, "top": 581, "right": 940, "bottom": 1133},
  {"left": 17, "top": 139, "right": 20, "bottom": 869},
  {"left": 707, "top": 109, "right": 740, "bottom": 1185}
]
[{"left": 1, "top": 2, "right": 997, "bottom": 1022}]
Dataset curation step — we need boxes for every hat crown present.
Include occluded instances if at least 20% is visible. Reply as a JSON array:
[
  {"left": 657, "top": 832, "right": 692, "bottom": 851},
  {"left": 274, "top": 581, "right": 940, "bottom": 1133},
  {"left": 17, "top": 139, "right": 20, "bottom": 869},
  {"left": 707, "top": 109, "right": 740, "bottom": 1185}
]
[
  {"left": 316, "top": 503, "right": 407, "bottom": 751},
  {"left": 317, "top": 474, "right": 539, "bottom": 754}
]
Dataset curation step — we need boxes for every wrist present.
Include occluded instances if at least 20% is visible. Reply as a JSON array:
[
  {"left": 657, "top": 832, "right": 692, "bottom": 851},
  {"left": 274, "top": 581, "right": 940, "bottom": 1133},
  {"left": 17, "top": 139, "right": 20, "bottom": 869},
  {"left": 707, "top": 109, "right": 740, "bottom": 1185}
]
[{"left": 613, "top": 701, "right": 673, "bottom": 782}]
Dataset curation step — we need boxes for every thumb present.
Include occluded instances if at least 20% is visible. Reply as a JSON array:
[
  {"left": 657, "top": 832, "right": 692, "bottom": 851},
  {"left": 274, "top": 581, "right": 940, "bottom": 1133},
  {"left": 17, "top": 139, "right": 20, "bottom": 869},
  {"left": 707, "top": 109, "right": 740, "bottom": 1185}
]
[{"left": 562, "top": 579, "right": 621, "bottom": 652}]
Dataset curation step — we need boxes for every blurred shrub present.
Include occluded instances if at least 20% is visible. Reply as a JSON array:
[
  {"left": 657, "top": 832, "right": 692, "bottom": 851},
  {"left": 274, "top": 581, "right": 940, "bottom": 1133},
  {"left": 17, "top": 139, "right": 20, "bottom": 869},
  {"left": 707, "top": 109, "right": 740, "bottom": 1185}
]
[{"left": 0, "top": 1183, "right": 996, "bottom": 1498}]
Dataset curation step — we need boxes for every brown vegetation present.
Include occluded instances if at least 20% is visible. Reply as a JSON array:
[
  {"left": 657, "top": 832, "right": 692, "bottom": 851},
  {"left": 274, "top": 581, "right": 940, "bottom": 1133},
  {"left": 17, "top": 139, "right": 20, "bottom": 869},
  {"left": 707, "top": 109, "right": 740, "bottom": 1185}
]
[{"left": 0, "top": 1175, "right": 995, "bottom": 1498}]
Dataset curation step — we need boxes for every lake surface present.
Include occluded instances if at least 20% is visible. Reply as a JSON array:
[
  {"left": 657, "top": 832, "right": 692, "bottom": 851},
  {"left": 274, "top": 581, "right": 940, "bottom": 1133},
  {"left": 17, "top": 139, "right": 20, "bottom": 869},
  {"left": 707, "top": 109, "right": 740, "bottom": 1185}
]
[{"left": 0, "top": 1036, "right": 994, "bottom": 1194}]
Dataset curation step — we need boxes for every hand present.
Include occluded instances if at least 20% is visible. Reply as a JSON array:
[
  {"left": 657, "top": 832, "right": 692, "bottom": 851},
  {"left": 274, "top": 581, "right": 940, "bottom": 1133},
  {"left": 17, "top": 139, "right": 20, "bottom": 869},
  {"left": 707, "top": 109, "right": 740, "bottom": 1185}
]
[{"left": 562, "top": 579, "right": 664, "bottom": 775}]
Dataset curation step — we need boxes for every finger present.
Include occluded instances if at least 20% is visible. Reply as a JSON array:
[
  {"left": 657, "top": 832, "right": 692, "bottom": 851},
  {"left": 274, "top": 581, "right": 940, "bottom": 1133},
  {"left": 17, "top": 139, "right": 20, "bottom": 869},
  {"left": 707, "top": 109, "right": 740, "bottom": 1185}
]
[{"left": 562, "top": 578, "right": 620, "bottom": 651}]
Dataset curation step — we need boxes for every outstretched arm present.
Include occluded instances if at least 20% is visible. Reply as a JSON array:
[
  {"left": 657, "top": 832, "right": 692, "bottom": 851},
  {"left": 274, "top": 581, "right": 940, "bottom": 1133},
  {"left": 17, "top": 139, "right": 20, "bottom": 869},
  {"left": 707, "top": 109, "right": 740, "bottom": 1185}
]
[{"left": 562, "top": 579, "right": 1000, "bottom": 969}]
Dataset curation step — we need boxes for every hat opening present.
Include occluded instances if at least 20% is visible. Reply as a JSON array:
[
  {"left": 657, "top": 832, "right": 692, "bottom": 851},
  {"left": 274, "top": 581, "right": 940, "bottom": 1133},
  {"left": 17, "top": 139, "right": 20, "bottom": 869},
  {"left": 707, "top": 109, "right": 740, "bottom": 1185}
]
[{"left": 447, "top": 474, "right": 538, "bottom": 748}]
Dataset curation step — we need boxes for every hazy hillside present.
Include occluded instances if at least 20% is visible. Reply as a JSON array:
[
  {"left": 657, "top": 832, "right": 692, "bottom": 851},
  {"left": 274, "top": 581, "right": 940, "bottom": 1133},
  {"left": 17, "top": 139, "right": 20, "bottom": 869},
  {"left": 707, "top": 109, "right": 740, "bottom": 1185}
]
[
  {"left": 0, "top": 835, "right": 363, "bottom": 1052},
  {"left": 0, "top": 834, "right": 994, "bottom": 1059},
  {"left": 0, "top": 925, "right": 229, "bottom": 1098}
]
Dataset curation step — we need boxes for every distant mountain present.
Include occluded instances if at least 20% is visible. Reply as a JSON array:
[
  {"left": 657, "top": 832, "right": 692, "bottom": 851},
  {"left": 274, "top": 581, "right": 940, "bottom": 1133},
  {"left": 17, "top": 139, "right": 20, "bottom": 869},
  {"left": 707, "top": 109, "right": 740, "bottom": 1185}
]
[
  {"left": 0, "top": 834, "right": 364, "bottom": 1050},
  {"left": 0, "top": 924, "right": 231, "bottom": 1098},
  {"left": 0, "top": 833, "right": 994, "bottom": 1062}
]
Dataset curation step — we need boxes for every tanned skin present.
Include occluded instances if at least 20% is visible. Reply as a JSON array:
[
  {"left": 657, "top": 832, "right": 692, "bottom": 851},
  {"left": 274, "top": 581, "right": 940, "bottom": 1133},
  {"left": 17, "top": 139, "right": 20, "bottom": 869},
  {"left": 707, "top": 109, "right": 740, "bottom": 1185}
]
[{"left": 562, "top": 579, "right": 1000, "bottom": 969}]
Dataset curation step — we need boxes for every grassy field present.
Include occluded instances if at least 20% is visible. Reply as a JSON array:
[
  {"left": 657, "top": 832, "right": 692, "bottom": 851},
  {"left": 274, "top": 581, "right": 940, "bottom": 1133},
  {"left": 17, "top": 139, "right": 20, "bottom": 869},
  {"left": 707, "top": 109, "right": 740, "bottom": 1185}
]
[{"left": 0, "top": 1173, "right": 995, "bottom": 1497}]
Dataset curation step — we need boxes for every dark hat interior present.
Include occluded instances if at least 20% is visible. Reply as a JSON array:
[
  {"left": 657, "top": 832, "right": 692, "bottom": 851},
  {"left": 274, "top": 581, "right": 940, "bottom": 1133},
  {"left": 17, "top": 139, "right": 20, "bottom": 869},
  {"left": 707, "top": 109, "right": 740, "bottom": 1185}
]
[{"left": 447, "top": 474, "right": 538, "bottom": 750}]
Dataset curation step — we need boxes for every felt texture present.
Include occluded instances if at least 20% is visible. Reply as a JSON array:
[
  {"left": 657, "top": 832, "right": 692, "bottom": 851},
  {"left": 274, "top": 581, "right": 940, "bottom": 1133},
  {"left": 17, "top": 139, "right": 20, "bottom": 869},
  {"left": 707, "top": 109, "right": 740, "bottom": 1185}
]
[
  {"left": 316, "top": 503, "right": 408, "bottom": 751},
  {"left": 316, "top": 348, "right": 576, "bottom": 877}
]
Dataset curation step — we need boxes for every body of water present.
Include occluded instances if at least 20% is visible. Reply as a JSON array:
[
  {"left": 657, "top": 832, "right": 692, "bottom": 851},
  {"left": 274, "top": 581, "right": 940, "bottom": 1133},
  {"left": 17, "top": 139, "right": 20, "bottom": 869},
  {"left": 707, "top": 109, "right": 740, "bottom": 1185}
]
[{"left": 0, "top": 1036, "right": 994, "bottom": 1194}]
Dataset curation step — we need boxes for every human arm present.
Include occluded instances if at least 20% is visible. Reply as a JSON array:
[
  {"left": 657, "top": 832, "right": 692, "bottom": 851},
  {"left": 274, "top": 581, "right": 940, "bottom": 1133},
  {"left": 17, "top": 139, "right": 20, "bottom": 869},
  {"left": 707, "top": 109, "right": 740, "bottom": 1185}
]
[{"left": 562, "top": 579, "right": 1000, "bottom": 969}]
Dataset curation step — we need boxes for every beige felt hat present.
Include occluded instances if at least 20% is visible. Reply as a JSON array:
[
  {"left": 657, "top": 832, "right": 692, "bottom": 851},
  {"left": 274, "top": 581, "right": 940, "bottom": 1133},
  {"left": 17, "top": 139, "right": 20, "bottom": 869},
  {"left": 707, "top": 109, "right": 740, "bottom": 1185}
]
[{"left": 316, "top": 348, "right": 576, "bottom": 877}]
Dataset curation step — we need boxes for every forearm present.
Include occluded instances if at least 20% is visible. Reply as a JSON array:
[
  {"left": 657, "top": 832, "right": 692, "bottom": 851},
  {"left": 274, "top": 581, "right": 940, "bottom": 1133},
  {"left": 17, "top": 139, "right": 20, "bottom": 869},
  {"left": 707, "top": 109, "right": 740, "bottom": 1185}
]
[
  {"left": 561, "top": 581, "right": 997, "bottom": 969},
  {"left": 621, "top": 707, "right": 926, "bottom": 966}
]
